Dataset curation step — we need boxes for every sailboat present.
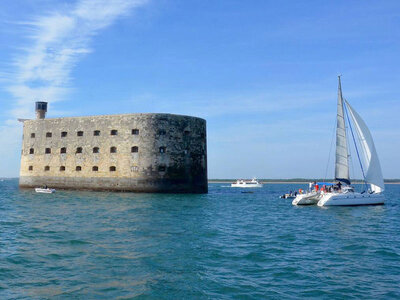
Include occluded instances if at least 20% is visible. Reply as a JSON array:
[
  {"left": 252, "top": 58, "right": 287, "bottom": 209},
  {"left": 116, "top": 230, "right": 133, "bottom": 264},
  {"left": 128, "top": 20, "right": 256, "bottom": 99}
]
[{"left": 317, "top": 76, "right": 384, "bottom": 206}]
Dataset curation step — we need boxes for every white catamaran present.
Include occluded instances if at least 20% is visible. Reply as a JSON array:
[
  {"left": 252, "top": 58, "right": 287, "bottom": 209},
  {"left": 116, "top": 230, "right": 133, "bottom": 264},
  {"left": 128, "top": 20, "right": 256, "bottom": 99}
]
[
  {"left": 317, "top": 76, "right": 385, "bottom": 206},
  {"left": 292, "top": 182, "right": 333, "bottom": 205}
]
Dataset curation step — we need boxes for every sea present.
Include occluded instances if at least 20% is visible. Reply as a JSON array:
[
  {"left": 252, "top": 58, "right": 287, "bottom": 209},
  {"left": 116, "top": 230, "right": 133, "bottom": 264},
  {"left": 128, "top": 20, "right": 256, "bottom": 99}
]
[{"left": 1, "top": 179, "right": 399, "bottom": 299}]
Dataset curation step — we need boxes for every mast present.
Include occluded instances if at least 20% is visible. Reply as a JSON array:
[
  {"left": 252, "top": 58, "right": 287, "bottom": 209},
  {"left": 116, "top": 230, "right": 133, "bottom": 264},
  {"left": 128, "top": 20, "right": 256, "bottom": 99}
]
[{"left": 335, "top": 76, "right": 351, "bottom": 185}]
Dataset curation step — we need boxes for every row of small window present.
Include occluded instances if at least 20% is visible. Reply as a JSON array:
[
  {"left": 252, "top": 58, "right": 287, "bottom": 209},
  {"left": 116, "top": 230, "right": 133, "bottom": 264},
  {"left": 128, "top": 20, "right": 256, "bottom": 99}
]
[
  {"left": 28, "top": 165, "right": 167, "bottom": 172},
  {"left": 29, "top": 165, "right": 117, "bottom": 172},
  {"left": 28, "top": 146, "right": 167, "bottom": 154},
  {"left": 30, "top": 129, "right": 140, "bottom": 138}
]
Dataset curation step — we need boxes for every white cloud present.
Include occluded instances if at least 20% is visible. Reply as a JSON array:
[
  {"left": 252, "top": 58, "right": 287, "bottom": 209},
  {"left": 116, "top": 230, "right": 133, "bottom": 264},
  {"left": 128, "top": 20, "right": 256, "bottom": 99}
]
[
  {"left": 8, "top": 0, "right": 149, "bottom": 120},
  {"left": 1, "top": 0, "right": 149, "bottom": 177}
]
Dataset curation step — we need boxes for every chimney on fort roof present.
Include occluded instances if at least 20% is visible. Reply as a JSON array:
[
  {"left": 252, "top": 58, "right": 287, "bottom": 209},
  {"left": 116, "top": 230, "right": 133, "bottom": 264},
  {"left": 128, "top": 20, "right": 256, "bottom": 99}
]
[{"left": 35, "top": 101, "right": 47, "bottom": 119}]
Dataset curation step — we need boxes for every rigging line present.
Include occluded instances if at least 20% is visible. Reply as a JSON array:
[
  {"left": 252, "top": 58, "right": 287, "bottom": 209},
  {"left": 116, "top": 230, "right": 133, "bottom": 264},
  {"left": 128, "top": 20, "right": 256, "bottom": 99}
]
[
  {"left": 344, "top": 99, "right": 368, "bottom": 191},
  {"left": 324, "top": 116, "right": 337, "bottom": 182},
  {"left": 346, "top": 120, "right": 356, "bottom": 190}
]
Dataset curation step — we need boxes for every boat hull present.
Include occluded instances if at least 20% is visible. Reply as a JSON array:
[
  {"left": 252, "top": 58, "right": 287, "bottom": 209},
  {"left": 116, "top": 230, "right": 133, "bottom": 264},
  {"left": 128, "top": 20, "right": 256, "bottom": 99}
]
[
  {"left": 280, "top": 194, "right": 295, "bottom": 199},
  {"left": 317, "top": 192, "right": 384, "bottom": 206},
  {"left": 35, "top": 188, "right": 56, "bottom": 194},
  {"left": 292, "top": 192, "right": 321, "bottom": 205}
]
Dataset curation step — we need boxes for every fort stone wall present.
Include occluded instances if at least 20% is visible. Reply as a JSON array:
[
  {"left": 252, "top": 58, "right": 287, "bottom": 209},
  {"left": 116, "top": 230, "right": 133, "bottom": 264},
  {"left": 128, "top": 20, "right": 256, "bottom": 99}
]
[{"left": 19, "top": 113, "right": 207, "bottom": 193}]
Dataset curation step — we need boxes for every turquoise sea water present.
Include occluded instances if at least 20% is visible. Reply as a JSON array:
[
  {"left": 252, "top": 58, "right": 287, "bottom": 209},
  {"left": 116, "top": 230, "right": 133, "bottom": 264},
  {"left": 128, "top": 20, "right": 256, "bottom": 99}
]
[{"left": 0, "top": 179, "right": 399, "bottom": 299}]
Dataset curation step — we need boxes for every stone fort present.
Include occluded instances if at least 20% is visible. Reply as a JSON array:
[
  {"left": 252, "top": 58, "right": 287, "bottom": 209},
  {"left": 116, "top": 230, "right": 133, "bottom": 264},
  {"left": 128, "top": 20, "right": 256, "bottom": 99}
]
[{"left": 19, "top": 102, "right": 207, "bottom": 193}]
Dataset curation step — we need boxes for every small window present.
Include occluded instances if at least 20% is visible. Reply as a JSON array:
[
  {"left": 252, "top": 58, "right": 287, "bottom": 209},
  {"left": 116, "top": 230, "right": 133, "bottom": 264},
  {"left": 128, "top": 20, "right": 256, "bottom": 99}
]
[
  {"left": 131, "top": 146, "right": 138, "bottom": 153},
  {"left": 46, "top": 132, "right": 52, "bottom": 138},
  {"left": 92, "top": 166, "right": 98, "bottom": 171},
  {"left": 60, "top": 166, "right": 65, "bottom": 171},
  {"left": 94, "top": 130, "right": 100, "bottom": 136},
  {"left": 184, "top": 130, "right": 190, "bottom": 136},
  {"left": 110, "top": 147, "right": 117, "bottom": 153},
  {"left": 31, "top": 133, "right": 35, "bottom": 138},
  {"left": 45, "top": 148, "right": 51, "bottom": 154},
  {"left": 37, "top": 103, "right": 46, "bottom": 110},
  {"left": 61, "top": 131, "right": 67, "bottom": 137},
  {"left": 111, "top": 130, "right": 118, "bottom": 136},
  {"left": 93, "top": 147, "right": 99, "bottom": 153},
  {"left": 184, "top": 149, "right": 188, "bottom": 155},
  {"left": 76, "top": 166, "right": 82, "bottom": 171},
  {"left": 76, "top": 147, "right": 82, "bottom": 154},
  {"left": 77, "top": 131, "right": 83, "bottom": 137},
  {"left": 110, "top": 166, "right": 116, "bottom": 172},
  {"left": 158, "top": 165, "right": 166, "bottom": 172},
  {"left": 159, "top": 147, "right": 166, "bottom": 153},
  {"left": 132, "top": 129, "right": 139, "bottom": 135},
  {"left": 28, "top": 166, "right": 33, "bottom": 171},
  {"left": 158, "top": 129, "right": 166, "bottom": 135},
  {"left": 131, "top": 166, "right": 139, "bottom": 172},
  {"left": 60, "top": 147, "right": 66, "bottom": 154},
  {"left": 44, "top": 166, "right": 50, "bottom": 171},
  {"left": 201, "top": 133, "right": 205, "bottom": 138},
  {"left": 29, "top": 148, "right": 34, "bottom": 154}
]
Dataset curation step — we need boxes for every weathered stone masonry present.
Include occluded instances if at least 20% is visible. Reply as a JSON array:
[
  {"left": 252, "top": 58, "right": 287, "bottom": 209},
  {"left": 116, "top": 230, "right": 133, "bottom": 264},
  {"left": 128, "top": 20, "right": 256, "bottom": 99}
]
[{"left": 19, "top": 111, "right": 207, "bottom": 193}]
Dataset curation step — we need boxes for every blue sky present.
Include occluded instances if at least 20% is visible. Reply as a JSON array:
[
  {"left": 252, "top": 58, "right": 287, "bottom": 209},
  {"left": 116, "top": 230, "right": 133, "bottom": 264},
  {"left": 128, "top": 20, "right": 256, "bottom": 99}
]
[{"left": 0, "top": 0, "right": 399, "bottom": 179}]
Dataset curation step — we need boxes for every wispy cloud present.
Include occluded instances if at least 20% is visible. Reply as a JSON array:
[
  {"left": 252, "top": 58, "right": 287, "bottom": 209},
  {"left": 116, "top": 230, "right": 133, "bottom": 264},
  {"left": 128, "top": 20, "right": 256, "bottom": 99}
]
[
  {"left": 0, "top": 0, "right": 149, "bottom": 177},
  {"left": 7, "top": 0, "right": 149, "bottom": 119}
]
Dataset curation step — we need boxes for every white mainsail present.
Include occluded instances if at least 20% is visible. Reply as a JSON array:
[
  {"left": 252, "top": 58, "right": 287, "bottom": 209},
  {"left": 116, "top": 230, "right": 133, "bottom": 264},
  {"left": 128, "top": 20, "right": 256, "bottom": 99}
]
[
  {"left": 335, "top": 76, "right": 350, "bottom": 184},
  {"left": 344, "top": 100, "right": 385, "bottom": 193}
]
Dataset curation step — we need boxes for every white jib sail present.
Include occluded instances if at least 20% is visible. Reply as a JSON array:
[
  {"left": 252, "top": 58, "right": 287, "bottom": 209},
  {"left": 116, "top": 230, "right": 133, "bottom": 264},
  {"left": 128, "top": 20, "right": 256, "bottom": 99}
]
[
  {"left": 344, "top": 100, "right": 385, "bottom": 193},
  {"left": 335, "top": 77, "right": 350, "bottom": 184}
]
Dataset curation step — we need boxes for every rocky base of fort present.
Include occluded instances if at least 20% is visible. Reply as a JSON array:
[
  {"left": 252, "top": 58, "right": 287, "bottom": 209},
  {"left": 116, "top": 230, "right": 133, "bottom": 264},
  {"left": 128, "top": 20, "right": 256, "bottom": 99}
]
[{"left": 20, "top": 176, "right": 208, "bottom": 193}]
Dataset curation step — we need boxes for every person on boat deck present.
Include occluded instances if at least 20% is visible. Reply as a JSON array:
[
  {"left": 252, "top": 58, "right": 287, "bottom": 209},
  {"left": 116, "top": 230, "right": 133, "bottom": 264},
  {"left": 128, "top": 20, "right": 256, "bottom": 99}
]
[
  {"left": 337, "top": 181, "right": 342, "bottom": 191},
  {"left": 315, "top": 183, "right": 319, "bottom": 192}
]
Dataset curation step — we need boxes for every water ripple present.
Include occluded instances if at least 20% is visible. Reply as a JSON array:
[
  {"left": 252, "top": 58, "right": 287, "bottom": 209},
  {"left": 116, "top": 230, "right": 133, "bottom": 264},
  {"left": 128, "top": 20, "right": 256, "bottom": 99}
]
[{"left": 0, "top": 180, "right": 399, "bottom": 299}]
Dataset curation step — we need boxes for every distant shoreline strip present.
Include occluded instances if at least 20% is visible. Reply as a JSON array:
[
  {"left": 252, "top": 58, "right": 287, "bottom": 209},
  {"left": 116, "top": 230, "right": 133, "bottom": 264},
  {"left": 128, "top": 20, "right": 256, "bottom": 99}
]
[{"left": 209, "top": 180, "right": 400, "bottom": 184}]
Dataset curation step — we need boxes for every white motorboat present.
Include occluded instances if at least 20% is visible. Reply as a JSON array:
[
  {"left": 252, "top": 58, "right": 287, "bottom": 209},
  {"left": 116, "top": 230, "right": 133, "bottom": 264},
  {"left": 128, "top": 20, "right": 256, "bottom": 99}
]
[
  {"left": 231, "top": 178, "right": 263, "bottom": 188},
  {"left": 35, "top": 187, "right": 56, "bottom": 194},
  {"left": 317, "top": 76, "right": 384, "bottom": 206},
  {"left": 280, "top": 193, "right": 296, "bottom": 199}
]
